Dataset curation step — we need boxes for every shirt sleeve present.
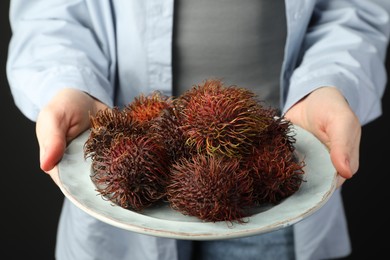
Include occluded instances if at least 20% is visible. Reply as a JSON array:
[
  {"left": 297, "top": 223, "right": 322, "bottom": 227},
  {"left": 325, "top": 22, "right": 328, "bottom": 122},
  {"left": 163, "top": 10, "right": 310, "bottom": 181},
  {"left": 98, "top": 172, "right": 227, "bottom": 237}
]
[
  {"left": 283, "top": 0, "right": 390, "bottom": 125},
  {"left": 6, "top": 0, "right": 116, "bottom": 121}
]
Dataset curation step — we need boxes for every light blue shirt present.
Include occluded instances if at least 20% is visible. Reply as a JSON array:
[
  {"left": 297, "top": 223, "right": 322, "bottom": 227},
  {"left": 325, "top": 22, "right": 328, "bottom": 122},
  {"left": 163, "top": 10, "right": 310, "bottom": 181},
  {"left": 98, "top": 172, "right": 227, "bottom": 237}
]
[{"left": 6, "top": 1, "right": 390, "bottom": 260}]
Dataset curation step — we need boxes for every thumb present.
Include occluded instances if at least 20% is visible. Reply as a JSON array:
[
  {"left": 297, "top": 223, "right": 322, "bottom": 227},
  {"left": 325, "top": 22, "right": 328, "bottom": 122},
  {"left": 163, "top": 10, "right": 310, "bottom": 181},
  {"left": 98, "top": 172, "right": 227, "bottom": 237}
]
[
  {"left": 38, "top": 130, "right": 67, "bottom": 173},
  {"left": 325, "top": 122, "right": 361, "bottom": 184},
  {"left": 36, "top": 108, "right": 68, "bottom": 173},
  {"left": 329, "top": 143, "right": 353, "bottom": 179}
]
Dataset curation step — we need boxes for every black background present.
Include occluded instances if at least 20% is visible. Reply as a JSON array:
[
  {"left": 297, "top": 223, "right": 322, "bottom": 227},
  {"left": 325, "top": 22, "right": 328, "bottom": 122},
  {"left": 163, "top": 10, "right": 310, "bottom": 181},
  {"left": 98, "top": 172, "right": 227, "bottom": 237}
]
[{"left": 1, "top": 1, "right": 389, "bottom": 259}]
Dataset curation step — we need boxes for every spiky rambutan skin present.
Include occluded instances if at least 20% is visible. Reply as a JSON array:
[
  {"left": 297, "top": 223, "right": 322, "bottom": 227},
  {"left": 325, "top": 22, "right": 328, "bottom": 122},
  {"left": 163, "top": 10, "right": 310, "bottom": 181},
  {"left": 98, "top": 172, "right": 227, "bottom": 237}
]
[
  {"left": 124, "top": 91, "right": 173, "bottom": 127},
  {"left": 84, "top": 107, "right": 135, "bottom": 161},
  {"left": 90, "top": 134, "right": 171, "bottom": 211},
  {"left": 254, "top": 115, "right": 297, "bottom": 153},
  {"left": 166, "top": 154, "right": 254, "bottom": 223},
  {"left": 246, "top": 143, "right": 305, "bottom": 205},
  {"left": 147, "top": 106, "right": 190, "bottom": 162},
  {"left": 174, "top": 79, "right": 273, "bottom": 158},
  {"left": 123, "top": 91, "right": 188, "bottom": 161}
]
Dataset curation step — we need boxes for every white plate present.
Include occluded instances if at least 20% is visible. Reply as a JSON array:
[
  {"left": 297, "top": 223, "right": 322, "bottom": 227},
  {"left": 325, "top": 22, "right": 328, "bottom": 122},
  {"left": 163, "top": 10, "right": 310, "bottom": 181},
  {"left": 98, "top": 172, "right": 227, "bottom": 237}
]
[{"left": 58, "top": 125, "right": 336, "bottom": 240}]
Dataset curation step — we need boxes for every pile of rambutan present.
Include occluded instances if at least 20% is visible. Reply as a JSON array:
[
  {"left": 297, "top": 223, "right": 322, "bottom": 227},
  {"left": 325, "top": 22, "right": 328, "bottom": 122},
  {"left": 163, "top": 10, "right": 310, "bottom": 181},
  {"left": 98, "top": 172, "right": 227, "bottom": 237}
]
[{"left": 84, "top": 79, "right": 305, "bottom": 224}]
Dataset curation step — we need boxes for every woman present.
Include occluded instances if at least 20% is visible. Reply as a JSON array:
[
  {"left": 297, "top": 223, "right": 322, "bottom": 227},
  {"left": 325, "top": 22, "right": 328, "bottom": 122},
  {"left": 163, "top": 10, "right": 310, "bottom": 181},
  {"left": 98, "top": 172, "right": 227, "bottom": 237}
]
[{"left": 6, "top": 0, "right": 390, "bottom": 259}]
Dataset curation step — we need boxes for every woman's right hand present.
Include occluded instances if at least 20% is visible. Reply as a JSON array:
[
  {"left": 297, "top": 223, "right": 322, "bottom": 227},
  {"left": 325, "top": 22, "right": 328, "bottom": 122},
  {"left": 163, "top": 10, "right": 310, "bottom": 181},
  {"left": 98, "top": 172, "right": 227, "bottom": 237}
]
[{"left": 36, "top": 88, "right": 108, "bottom": 185}]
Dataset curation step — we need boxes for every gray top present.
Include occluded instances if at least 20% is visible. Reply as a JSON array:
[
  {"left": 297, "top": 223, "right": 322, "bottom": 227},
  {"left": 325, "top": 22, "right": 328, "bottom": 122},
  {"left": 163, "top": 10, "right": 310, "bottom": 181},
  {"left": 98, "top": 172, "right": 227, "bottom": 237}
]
[{"left": 172, "top": 0, "right": 287, "bottom": 109}]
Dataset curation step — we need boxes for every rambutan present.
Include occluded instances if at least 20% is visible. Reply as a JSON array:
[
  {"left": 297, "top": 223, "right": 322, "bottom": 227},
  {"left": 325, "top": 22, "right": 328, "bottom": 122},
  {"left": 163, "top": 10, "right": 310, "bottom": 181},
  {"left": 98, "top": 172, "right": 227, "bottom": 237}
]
[
  {"left": 147, "top": 107, "right": 189, "bottom": 162},
  {"left": 124, "top": 91, "right": 173, "bottom": 126},
  {"left": 247, "top": 143, "right": 305, "bottom": 205},
  {"left": 254, "top": 116, "right": 297, "bottom": 153},
  {"left": 166, "top": 154, "right": 254, "bottom": 223},
  {"left": 124, "top": 91, "right": 187, "bottom": 161},
  {"left": 84, "top": 107, "right": 135, "bottom": 161},
  {"left": 85, "top": 91, "right": 186, "bottom": 212},
  {"left": 90, "top": 134, "right": 171, "bottom": 211},
  {"left": 174, "top": 79, "right": 273, "bottom": 158}
]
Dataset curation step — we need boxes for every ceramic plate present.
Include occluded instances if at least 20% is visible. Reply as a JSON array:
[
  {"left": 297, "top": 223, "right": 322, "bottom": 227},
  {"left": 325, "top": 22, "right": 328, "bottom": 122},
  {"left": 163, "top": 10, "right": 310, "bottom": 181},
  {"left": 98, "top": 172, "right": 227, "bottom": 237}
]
[{"left": 57, "top": 125, "right": 336, "bottom": 240}]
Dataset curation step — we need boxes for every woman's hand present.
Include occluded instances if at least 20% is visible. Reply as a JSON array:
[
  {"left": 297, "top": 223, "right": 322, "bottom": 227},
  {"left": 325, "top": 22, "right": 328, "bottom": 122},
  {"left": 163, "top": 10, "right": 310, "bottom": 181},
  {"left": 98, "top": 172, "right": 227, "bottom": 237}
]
[
  {"left": 35, "top": 88, "right": 108, "bottom": 185},
  {"left": 284, "top": 87, "right": 361, "bottom": 187}
]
